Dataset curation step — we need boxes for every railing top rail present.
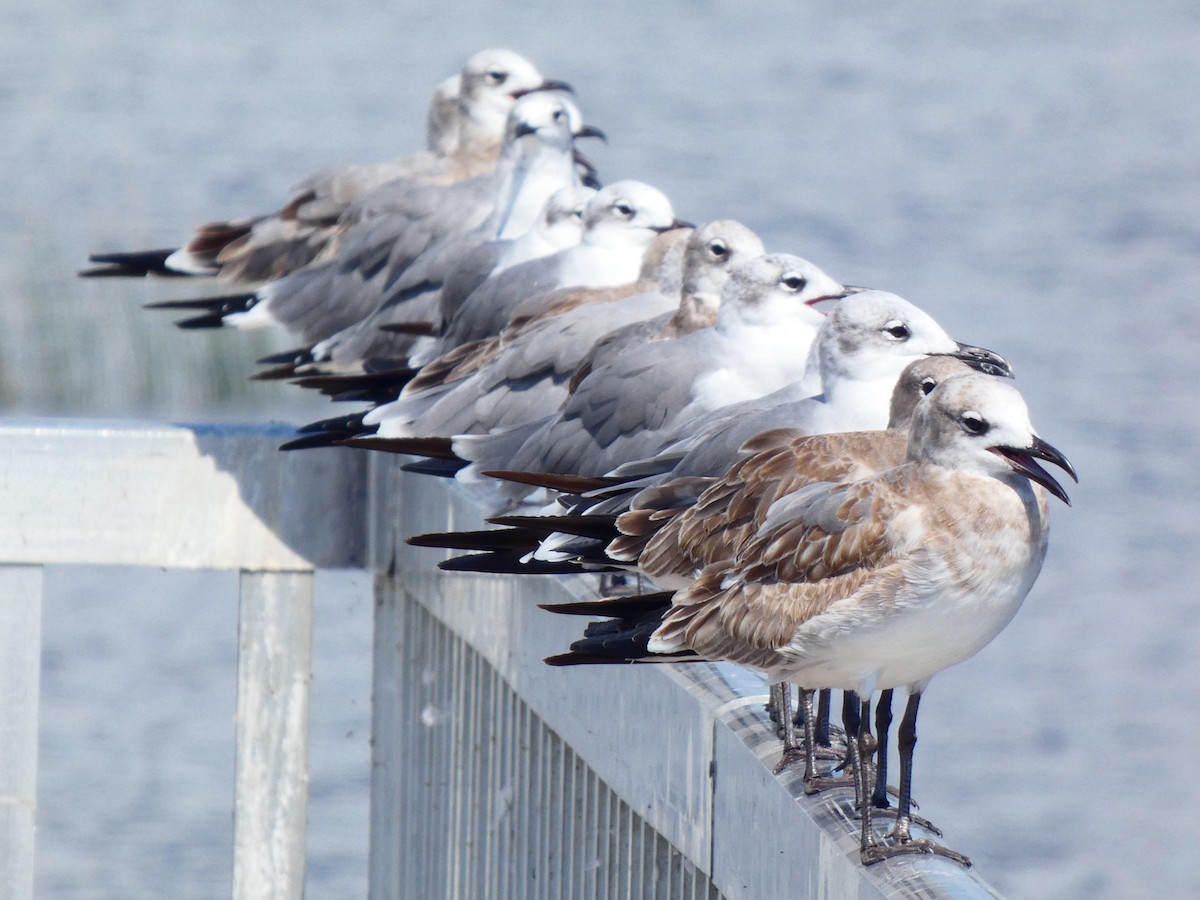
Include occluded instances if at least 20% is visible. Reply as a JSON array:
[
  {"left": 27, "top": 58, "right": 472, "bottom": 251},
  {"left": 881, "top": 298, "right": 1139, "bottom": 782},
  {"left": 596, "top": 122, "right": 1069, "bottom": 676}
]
[{"left": 0, "top": 418, "right": 366, "bottom": 571}]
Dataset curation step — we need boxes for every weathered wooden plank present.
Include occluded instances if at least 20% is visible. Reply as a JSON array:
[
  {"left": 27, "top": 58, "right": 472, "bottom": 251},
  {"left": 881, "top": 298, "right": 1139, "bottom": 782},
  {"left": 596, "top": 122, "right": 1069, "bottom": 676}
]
[
  {"left": 0, "top": 565, "right": 41, "bottom": 900},
  {"left": 233, "top": 570, "right": 314, "bottom": 900}
]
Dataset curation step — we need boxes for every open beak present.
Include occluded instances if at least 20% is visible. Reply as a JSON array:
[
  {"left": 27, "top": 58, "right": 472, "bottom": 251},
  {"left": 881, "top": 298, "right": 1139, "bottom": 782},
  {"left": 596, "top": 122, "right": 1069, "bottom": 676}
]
[
  {"left": 945, "top": 342, "right": 1014, "bottom": 379},
  {"left": 992, "top": 435, "right": 1077, "bottom": 505}
]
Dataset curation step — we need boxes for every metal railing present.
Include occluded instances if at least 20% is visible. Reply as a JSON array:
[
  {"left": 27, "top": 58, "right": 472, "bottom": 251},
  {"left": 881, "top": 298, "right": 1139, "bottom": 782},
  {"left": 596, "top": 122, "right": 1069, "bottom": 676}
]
[{"left": 0, "top": 420, "right": 1002, "bottom": 899}]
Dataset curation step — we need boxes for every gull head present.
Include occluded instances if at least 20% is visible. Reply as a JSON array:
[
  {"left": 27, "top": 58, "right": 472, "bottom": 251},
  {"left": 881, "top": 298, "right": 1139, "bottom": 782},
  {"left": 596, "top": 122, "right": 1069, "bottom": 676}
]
[
  {"left": 504, "top": 91, "right": 588, "bottom": 153},
  {"left": 886, "top": 355, "right": 1013, "bottom": 429},
  {"left": 534, "top": 185, "right": 595, "bottom": 248},
  {"left": 581, "top": 181, "right": 686, "bottom": 250},
  {"left": 460, "top": 49, "right": 569, "bottom": 113},
  {"left": 815, "top": 291, "right": 1011, "bottom": 389},
  {"left": 680, "top": 220, "right": 766, "bottom": 311},
  {"left": 717, "top": 253, "right": 848, "bottom": 332},
  {"left": 908, "top": 373, "right": 1077, "bottom": 504}
]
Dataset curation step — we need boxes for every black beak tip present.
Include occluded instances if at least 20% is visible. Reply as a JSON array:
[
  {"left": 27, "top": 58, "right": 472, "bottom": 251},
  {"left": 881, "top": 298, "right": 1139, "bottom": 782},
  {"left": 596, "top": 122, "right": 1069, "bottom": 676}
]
[
  {"left": 952, "top": 342, "right": 1015, "bottom": 379},
  {"left": 576, "top": 124, "right": 608, "bottom": 143}
]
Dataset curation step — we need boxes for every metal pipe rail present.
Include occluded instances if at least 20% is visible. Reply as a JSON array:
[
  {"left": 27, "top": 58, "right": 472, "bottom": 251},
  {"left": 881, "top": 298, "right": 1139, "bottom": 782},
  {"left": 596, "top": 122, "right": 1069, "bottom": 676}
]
[{"left": 0, "top": 420, "right": 1003, "bottom": 899}]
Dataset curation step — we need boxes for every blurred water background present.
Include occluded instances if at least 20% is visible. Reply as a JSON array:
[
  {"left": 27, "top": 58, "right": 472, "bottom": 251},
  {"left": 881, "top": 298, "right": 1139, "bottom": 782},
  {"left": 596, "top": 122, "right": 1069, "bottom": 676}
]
[{"left": 4, "top": 1, "right": 1200, "bottom": 897}]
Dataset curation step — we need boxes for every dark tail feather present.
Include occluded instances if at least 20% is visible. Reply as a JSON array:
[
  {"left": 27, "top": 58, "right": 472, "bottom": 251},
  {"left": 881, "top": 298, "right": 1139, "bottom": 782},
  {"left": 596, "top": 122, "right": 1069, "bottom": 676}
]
[
  {"left": 280, "top": 413, "right": 374, "bottom": 451},
  {"left": 399, "top": 458, "right": 468, "bottom": 477},
  {"left": 541, "top": 593, "right": 701, "bottom": 666},
  {"left": 437, "top": 551, "right": 587, "bottom": 575},
  {"left": 79, "top": 249, "right": 189, "bottom": 278},
  {"left": 544, "top": 650, "right": 700, "bottom": 666},
  {"left": 144, "top": 292, "right": 258, "bottom": 329},
  {"left": 293, "top": 367, "right": 417, "bottom": 398},
  {"left": 341, "top": 435, "right": 457, "bottom": 459},
  {"left": 538, "top": 591, "right": 675, "bottom": 618},
  {"left": 252, "top": 347, "right": 316, "bottom": 381},
  {"left": 408, "top": 527, "right": 544, "bottom": 551},
  {"left": 488, "top": 513, "right": 617, "bottom": 541}
]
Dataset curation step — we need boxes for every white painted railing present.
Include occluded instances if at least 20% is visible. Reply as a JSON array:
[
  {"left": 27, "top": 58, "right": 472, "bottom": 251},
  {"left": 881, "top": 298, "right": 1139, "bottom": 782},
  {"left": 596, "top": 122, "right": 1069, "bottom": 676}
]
[{"left": 0, "top": 420, "right": 1002, "bottom": 899}]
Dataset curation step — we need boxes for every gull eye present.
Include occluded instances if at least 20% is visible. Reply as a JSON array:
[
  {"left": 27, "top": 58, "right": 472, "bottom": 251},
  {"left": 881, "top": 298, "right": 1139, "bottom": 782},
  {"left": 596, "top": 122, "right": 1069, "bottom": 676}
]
[
  {"left": 552, "top": 107, "right": 567, "bottom": 123},
  {"left": 485, "top": 69, "right": 508, "bottom": 86},
  {"left": 708, "top": 239, "right": 728, "bottom": 258},
  {"left": 960, "top": 411, "right": 989, "bottom": 435},
  {"left": 883, "top": 319, "right": 911, "bottom": 341},
  {"left": 781, "top": 273, "right": 808, "bottom": 292},
  {"left": 613, "top": 201, "right": 635, "bottom": 219},
  {"left": 919, "top": 376, "right": 938, "bottom": 395}
]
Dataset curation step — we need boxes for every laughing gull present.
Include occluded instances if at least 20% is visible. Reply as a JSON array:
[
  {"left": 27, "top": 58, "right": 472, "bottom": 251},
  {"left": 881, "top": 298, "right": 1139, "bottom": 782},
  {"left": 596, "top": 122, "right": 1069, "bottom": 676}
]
[
  {"left": 319, "top": 220, "right": 761, "bottom": 448},
  {"left": 81, "top": 49, "right": 569, "bottom": 283},
  {"left": 540, "top": 371, "right": 1076, "bottom": 865},
  {"left": 148, "top": 91, "right": 595, "bottom": 349},
  {"left": 304, "top": 178, "right": 686, "bottom": 376},
  {"left": 453, "top": 253, "right": 854, "bottom": 499}
]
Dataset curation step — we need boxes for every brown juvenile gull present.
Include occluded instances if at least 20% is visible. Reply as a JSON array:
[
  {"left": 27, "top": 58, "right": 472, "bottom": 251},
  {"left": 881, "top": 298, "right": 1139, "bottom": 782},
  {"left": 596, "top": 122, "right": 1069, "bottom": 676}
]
[{"left": 541, "top": 372, "right": 1076, "bottom": 865}]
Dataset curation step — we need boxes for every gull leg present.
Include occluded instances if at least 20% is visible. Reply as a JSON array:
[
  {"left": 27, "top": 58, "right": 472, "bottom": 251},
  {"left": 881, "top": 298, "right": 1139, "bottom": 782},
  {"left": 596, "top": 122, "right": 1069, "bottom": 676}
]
[
  {"left": 771, "top": 683, "right": 806, "bottom": 773},
  {"left": 815, "top": 689, "right": 833, "bottom": 748},
  {"left": 854, "top": 696, "right": 882, "bottom": 861},
  {"left": 863, "top": 692, "right": 970, "bottom": 867},
  {"left": 806, "top": 690, "right": 858, "bottom": 795},
  {"left": 871, "top": 689, "right": 894, "bottom": 809}
]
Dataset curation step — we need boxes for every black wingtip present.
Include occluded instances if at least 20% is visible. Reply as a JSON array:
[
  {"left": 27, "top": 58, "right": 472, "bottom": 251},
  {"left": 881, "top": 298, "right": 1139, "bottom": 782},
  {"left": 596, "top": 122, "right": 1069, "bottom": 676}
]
[{"left": 79, "top": 249, "right": 188, "bottom": 278}]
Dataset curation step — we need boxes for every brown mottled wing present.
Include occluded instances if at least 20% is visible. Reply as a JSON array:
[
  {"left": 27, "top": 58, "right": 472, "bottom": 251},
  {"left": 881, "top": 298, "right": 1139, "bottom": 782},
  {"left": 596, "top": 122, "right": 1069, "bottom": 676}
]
[
  {"left": 651, "top": 475, "right": 907, "bottom": 658},
  {"left": 637, "top": 430, "right": 905, "bottom": 584}
]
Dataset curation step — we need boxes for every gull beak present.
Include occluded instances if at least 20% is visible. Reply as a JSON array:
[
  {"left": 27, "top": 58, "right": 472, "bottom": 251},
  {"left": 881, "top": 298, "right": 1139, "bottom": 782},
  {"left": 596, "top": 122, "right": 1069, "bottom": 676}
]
[
  {"left": 947, "top": 342, "right": 1014, "bottom": 379},
  {"left": 513, "top": 122, "right": 538, "bottom": 139},
  {"left": 805, "top": 285, "right": 867, "bottom": 312},
  {"left": 991, "top": 435, "right": 1077, "bottom": 505},
  {"left": 572, "top": 150, "right": 602, "bottom": 189},
  {"left": 574, "top": 124, "right": 607, "bottom": 143},
  {"left": 654, "top": 218, "right": 695, "bottom": 233},
  {"left": 512, "top": 79, "right": 575, "bottom": 99}
]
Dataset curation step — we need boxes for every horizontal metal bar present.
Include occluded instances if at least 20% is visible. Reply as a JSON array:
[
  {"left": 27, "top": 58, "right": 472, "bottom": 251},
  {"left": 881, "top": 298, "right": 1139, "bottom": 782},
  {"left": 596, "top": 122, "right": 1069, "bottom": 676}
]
[
  {"left": 370, "top": 454, "right": 1003, "bottom": 900},
  {"left": 0, "top": 419, "right": 365, "bottom": 570}
]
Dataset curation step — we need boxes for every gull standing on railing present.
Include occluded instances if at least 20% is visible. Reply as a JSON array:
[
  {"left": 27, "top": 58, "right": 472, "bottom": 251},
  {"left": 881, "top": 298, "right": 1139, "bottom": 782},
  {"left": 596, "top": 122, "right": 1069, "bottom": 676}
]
[
  {"left": 80, "top": 49, "right": 571, "bottom": 283},
  {"left": 540, "top": 371, "right": 1075, "bottom": 865}
]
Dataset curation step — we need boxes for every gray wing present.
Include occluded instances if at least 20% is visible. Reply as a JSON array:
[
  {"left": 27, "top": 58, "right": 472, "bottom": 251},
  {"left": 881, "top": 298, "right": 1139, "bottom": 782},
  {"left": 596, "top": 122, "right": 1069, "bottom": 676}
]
[
  {"left": 439, "top": 254, "right": 565, "bottom": 348},
  {"left": 511, "top": 334, "right": 716, "bottom": 478}
]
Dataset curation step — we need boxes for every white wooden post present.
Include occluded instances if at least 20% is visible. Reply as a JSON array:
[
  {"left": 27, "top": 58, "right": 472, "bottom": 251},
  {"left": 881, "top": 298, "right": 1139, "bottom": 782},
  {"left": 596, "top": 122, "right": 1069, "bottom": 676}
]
[
  {"left": 0, "top": 565, "right": 42, "bottom": 900},
  {"left": 233, "top": 570, "right": 314, "bottom": 900}
]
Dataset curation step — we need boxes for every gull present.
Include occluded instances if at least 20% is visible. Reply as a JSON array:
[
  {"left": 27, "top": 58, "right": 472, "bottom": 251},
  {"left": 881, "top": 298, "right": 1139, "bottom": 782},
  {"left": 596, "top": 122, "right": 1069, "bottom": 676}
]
[
  {"left": 540, "top": 371, "right": 1076, "bottom": 865},
  {"left": 303, "top": 178, "right": 686, "bottom": 376},
  {"left": 348, "top": 220, "right": 761, "bottom": 445},
  {"left": 412, "top": 294, "right": 1012, "bottom": 571},
  {"left": 453, "top": 253, "right": 853, "bottom": 500},
  {"left": 472, "top": 290, "right": 1007, "bottom": 514},
  {"left": 147, "top": 90, "right": 595, "bottom": 351},
  {"left": 277, "top": 225, "right": 693, "bottom": 452},
  {"left": 81, "top": 49, "right": 570, "bottom": 283}
]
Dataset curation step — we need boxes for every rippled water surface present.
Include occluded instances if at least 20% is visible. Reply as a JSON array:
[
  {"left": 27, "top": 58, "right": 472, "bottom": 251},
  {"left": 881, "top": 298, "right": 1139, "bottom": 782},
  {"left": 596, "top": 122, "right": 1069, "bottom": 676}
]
[{"left": 5, "top": 1, "right": 1200, "bottom": 896}]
